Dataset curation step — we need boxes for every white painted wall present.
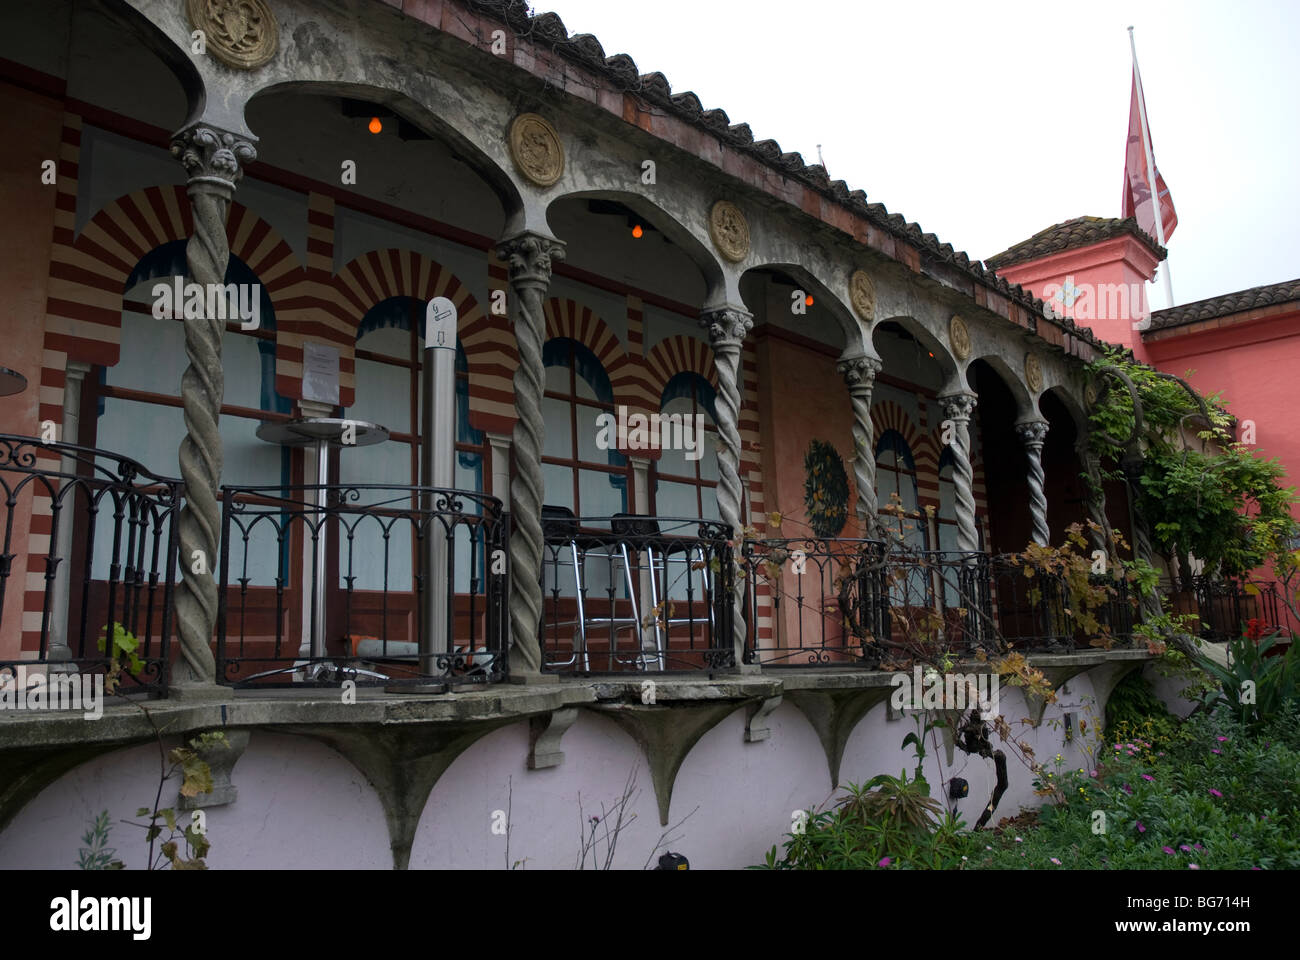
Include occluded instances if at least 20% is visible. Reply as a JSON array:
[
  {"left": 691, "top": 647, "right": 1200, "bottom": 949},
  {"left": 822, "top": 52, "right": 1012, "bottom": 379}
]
[{"left": 0, "top": 674, "right": 1112, "bottom": 870}]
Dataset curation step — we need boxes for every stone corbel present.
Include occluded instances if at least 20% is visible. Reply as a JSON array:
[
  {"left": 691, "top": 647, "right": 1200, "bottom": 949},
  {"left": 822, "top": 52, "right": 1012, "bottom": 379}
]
[
  {"left": 527, "top": 707, "right": 579, "bottom": 769},
  {"left": 178, "top": 729, "right": 251, "bottom": 810},
  {"left": 744, "top": 694, "right": 783, "bottom": 742}
]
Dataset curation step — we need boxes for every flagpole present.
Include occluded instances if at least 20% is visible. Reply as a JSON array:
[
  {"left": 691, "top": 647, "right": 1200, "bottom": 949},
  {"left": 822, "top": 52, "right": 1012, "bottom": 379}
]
[{"left": 1129, "top": 26, "right": 1175, "bottom": 308}]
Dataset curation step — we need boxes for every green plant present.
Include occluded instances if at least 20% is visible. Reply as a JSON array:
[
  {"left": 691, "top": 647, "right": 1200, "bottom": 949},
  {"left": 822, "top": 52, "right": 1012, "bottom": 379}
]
[
  {"left": 77, "top": 810, "right": 123, "bottom": 870},
  {"left": 1193, "top": 630, "right": 1300, "bottom": 727},
  {"left": 98, "top": 621, "right": 143, "bottom": 692}
]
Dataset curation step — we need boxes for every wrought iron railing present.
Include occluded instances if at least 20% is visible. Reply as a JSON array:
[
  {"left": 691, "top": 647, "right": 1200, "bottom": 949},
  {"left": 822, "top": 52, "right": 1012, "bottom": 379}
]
[
  {"left": 1170, "top": 575, "right": 1296, "bottom": 642},
  {"left": 741, "top": 541, "right": 1138, "bottom": 665},
  {"left": 217, "top": 483, "right": 508, "bottom": 687},
  {"left": 539, "top": 514, "right": 734, "bottom": 673},
  {"left": 0, "top": 434, "right": 181, "bottom": 694}
]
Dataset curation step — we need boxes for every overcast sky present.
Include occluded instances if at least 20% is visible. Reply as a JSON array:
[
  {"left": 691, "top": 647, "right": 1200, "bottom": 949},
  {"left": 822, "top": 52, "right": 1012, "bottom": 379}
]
[{"left": 538, "top": 0, "right": 1299, "bottom": 309}]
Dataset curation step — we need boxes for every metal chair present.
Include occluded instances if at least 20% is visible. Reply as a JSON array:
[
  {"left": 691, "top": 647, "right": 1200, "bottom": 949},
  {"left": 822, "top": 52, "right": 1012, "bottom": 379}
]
[
  {"left": 541, "top": 505, "right": 641, "bottom": 670},
  {"left": 611, "top": 514, "right": 717, "bottom": 670}
]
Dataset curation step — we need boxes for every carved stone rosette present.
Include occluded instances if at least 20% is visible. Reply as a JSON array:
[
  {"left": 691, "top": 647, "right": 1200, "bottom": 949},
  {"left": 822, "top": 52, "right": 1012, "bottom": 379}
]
[
  {"left": 496, "top": 232, "right": 566, "bottom": 675},
  {"left": 949, "top": 314, "right": 971, "bottom": 362},
  {"left": 1024, "top": 352, "right": 1044, "bottom": 394},
  {"left": 169, "top": 123, "right": 256, "bottom": 687},
  {"left": 1015, "top": 419, "right": 1051, "bottom": 546},
  {"left": 186, "top": 0, "right": 279, "bottom": 71},
  {"left": 508, "top": 113, "right": 564, "bottom": 188},
  {"left": 708, "top": 201, "right": 750, "bottom": 263},
  {"left": 848, "top": 270, "right": 876, "bottom": 323},
  {"left": 837, "top": 354, "right": 883, "bottom": 532},
  {"left": 938, "top": 393, "right": 979, "bottom": 554},
  {"left": 700, "top": 306, "right": 753, "bottom": 659}
]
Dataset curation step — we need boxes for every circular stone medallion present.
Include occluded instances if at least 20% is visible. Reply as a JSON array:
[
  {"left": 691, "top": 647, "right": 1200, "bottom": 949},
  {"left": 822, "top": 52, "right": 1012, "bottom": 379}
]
[
  {"left": 709, "top": 201, "right": 750, "bottom": 263},
  {"left": 849, "top": 270, "right": 876, "bottom": 321},
  {"left": 1025, "top": 353, "right": 1044, "bottom": 393},
  {"left": 508, "top": 113, "right": 565, "bottom": 187},
  {"left": 949, "top": 314, "right": 971, "bottom": 361},
  {"left": 186, "top": 0, "right": 279, "bottom": 71}
]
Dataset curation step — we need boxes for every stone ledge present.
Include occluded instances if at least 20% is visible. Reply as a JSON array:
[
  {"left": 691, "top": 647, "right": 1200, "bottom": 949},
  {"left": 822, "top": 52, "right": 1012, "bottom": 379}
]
[{"left": 0, "top": 648, "right": 1156, "bottom": 751}]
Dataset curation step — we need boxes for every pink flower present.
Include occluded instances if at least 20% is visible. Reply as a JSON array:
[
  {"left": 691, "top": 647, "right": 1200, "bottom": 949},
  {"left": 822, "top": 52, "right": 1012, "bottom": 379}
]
[
  {"left": 1212, "top": 749, "right": 1222, "bottom": 755},
  {"left": 1141, "top": 774, "right": 1155, "bottom": 782},
  {"left": 1122, "top": 783, "right": 1133, "bottom": 795},
  {"left": 1162, "top": 846, "right": 1176, "bottom": 855},
  {"left": 1050, "top": 857, "right": 1062, "bottom": 865},
  {"left": 1189, "top": 863, "right": 1200, "bottom": 870},
  {"left": 1216, "top": 736, "right": 1228, "bottom": 742},
  {"left": 1089, "top": 770, "right": 1098, "bottom": 778},
  {"left": 1209, "top": 788, "right": 1223, "bottom": 798},
  {"left": 1136, "top": 821, "right": 1146, "bottom": 833},
  {"left": 1180, "top": 845, "right": 1192, "bottom": 852},
  {"left": 877, "top": 857, "right": 891, "bottom": 867},
  {"left": 1014, "top": 836, "right": 1023, "bottom": 843}
]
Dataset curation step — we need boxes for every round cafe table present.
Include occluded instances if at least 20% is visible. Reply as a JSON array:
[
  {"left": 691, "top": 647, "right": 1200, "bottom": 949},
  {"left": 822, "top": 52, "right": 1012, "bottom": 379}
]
[{"left": 0, "top": 366, "right": 28, "bottom": 397}]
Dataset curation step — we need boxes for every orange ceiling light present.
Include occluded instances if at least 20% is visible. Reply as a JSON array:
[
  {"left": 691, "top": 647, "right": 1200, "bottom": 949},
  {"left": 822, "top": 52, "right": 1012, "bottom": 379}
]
[
  {"left": 632, "top": 224, "right": 644, "bottom": 238},
  {"left": 368, "top": 117, "right": 383, "bottom": 134}
]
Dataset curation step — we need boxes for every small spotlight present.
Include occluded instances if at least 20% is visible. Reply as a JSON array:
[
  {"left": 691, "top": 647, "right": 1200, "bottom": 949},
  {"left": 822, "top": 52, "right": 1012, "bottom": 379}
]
[
  {"left": 928, "top": 351, "right": 934, "bottom": 357},
  {"left": 632, "top": 224, "right": 644, "bottom": 238},
  {"left": 804, "top": 295, "right": 814, "bottom": 307},
  {"left": 368, "top": 117, "right": 383, "bottom": 134}
]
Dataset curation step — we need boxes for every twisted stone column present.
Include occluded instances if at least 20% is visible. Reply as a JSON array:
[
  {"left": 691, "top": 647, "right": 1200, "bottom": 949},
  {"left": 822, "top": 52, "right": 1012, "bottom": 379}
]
[
  {"left": 938, "top": 393, "right": 979, "bottom": 553},
  {"left": 1076, "top": 435, "right": 1112, "bottom": 560},
  {"left": 169, "top": 124, "right": 255, "bottom": 690},
  {"left": 701, "top": 307, "right": 753, "bottom": 664},
  {"left": 1015, "top": 419, "right": 1051, "bottom": 546},
  {"left": 837, "top": 355, "right": 883, "bottom": 536},
  {"left": 497, "top": 232, "right": 565, "bottom": 676}
]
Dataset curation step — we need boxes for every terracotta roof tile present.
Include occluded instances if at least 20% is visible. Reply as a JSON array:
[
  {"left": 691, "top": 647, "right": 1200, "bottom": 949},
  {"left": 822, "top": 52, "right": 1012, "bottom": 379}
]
[
  {"left": 1145, "top": 278, "right": 1300, "bottom": 332},
  {"left": 444, "top": 0, "right": 1102, "bottom": 349},
  {"left": 985, "top": 216, "right": 1166, "bottom": 270}
]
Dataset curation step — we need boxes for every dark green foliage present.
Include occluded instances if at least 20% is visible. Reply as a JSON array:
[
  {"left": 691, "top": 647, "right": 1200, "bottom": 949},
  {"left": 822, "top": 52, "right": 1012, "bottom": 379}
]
[{"left": 803, "top": 439, "right": 849, "bottom": 539}]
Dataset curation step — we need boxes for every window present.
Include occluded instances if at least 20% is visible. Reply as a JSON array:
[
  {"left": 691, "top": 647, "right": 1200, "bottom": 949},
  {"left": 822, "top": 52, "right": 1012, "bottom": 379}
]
[
  {"left": 876, "top": 430, "right": 928, "bottom": 602},
  {"left": 95, "top": 242, "right": 288, "bottom": 584},
  {"left": 339, "top": 296, "right": 486, "bottom": 591},
  {"left": 540, "top": 337, "right": 628, "bottom": 518},
  {"left": 652, "top": 372, "right": 720, "bottom": 523}
]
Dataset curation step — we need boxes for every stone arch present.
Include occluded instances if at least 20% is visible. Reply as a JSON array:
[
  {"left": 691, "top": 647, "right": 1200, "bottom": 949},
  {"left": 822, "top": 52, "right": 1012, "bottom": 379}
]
[
  {"left": 541, "top": 297, "right": 636, "bottom": 411},
  {"left": 324, "top": 248, "right": 494, "bottom": 416},
  {"left": 545, "top": 189, "right": 725, "bottom": 306},
  {"left": 872, "top": 314, "right": 959, "bottom": 387},
  {"left": 248, "top": 80, "right": 524, "bottom": 230},
  {"left": 643, "top": 334, "right": 719, "bottom": 402},
  {"left": 743, "top": 261, "right": 867, "bottom": 357},
  {"left": 967, "top": 351, "right": 1034, "bottom": 418},
  {"left": 52, "top": 186, "right": 304, "bottom": 368}
]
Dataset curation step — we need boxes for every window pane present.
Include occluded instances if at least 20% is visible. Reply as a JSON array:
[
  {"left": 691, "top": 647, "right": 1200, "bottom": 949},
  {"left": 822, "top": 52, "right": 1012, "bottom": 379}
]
[
  {"left": 544, "top": 364, "right": 569, "bottom": 393},
  {"left": 542, "top": 463, "right": 574, "bottom": 511},
  {"left": 576, "top": 402, "right": 610, "bottom": 464},
  {"left": 109, "top": 308, "right": 185, "bottom": 396},
  {"left": 655, "top": 480, "right": 699, "bottom": 522},
  {"left": 698, "top": 429, "right": 720, "bottom": 482},
  {"left": 350, "top": 357, "right": 410, "bottom": 435},
  {"left": 580, "top": 469, "right": 625, "bottom": 519},
  {"left": 542, "top": 396, "right": 572, "bottom": 458}
]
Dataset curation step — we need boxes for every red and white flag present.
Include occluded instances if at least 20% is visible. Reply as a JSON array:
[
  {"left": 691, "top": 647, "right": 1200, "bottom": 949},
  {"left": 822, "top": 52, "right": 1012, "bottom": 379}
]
[{"left": 1122, "top": 62, "right": 1177, "bottom": 242}]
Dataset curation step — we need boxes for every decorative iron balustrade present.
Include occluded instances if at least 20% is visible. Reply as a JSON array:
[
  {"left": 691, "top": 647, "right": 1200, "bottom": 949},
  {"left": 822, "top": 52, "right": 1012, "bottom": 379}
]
[
  {"left": 0, "top": 434, "right": 182, "bottom": 695},
  {"left": 1170, "top": 575, "right": 1295, "bottom": 642},
  {"left": 742, "top": 541, "right": 1138, "bottom": 665},
  {"left": 217, "top": 483, "right": 508, "bottom": 687},
  {"left": 539, "top": 513, "right": 734, "bottom": 673}
]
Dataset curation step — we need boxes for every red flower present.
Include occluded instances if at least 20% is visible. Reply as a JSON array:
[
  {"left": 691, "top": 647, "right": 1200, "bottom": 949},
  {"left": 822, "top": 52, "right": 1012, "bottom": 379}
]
[{"left": 1245, "top": 618, "right": 1263, "bottom": 641}]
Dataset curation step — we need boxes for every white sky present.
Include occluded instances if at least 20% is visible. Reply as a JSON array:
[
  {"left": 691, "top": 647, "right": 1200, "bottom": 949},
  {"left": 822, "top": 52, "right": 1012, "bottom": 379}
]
[{"left": 536, "top": 0, "right": 1299, "bottom": 309}]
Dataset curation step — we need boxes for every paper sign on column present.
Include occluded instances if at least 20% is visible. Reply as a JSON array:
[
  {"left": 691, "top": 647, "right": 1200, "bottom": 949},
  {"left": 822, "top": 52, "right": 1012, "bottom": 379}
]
[{"left": 302, "top": 342, "right": 340, "bottom": 405}]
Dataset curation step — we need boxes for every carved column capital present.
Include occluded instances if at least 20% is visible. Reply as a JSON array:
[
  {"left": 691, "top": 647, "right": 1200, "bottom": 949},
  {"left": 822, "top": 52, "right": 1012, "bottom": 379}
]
[
  {"left": 496, "top": 232, "right": 566, "bottom": 290},
  {"left": 1015, "top": 419, "right": 1050, "bottom": 449},
  {"left": 939, "top": 392, "right": 978, "bottom": 423},
  {"left": 837, "top": 354, "right": 882, "bottom": 394},
  {"left": 170, "top": 123, "right": 256, "bottom": 194},
  {"left": 700, "top": 307, "right": 753, "bottom": 348}
]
